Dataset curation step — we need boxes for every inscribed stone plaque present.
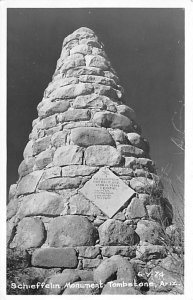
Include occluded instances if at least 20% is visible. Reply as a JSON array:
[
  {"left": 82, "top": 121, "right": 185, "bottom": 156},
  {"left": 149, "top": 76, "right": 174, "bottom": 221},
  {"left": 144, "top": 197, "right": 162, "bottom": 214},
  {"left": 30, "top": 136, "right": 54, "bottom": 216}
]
[{"left": 79, "top": 167, "right": 135, "bottom": 218}]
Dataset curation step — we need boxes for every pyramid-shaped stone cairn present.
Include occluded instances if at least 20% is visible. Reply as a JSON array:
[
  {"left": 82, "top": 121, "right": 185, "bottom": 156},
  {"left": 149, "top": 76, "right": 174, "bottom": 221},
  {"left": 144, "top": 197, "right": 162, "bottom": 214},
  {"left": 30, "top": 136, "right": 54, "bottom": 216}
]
[{"left": 7, "top": 27, "right": 174, "bottom": 295}]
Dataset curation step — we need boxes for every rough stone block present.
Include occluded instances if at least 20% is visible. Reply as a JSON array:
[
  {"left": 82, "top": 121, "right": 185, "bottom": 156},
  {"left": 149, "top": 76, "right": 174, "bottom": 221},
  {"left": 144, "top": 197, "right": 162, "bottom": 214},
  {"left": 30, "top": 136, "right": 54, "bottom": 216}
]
[
  {"left": 35, "top": 149, "right": 54, "bottom": 170},
  {"left": 51, "top": 130, "right": 68, "bottom": 147},
  {"left": 47, "top": 215, "right": 98, "bottom": 247},
  {"left": 94, "top": 84, "right": 120, "bottom": 99},
  {"left": 38, "top": 100, "right": 70, "bottom": 118},
  {"left": 93, "top": 111, "right": 134, "bottom": 132},
  {"left": 41, "top": 166, "right": 61, "bottom": 180},
  {"left": 126, "top": 197, "right": 147, "bottom": 219},
  {"left": 41, "top": 114, "right": 57, "bottom": 129},
  {"left": 8, "top": 184, "right": 17, "bottom": 201},
  {"left": 38, "top": 176, "right": 82, "bottom": 190},
  {"left": 53, "top": 145, "right": 83, "bottom": 166},
  {"left": 10, "top": 217, "right": 45, "bottom": 249},
  {"left": 7, "top": 198, "right": 19, "bottom": 220},
  {"left": 135, "top": 220, "right": 163, "bottom": 244},
  {"left": 73, "top": 94, "right": 117, "bottom": 111},
  {"left": 17, "top": 191, "right": 65, "bottom": 218},
  {"left": 33, "top": 136, "right": 51, "bottom": 155},
  {"left": 101, "top": 246, "right": 136, "bottom": 258},
  {"left": 126, "top": 132, "right": 149, "bottom": 152},
  {"left": 85, "top": 54, "right": 109, "bottom": 70},
  {"left": 136, "top": 243, "right": 167, "bottom": 260},
  {"left": 32, "top": 247, "right": 78, "bottom": 268},
  {"left": 58, "top": 108, "right": 91, "bottom": 122},
  {"left": 77, "top": 246, "right": 101, "bottom": 258},
  {"left": 85, "top": 145, "right": 122, "bottom": 166},
  {"left": 66, "top": 66, "right": 103, "bottom": 77},
  {"left": 117, "top": 104, "right": 136, "bottom": 120},
  {"left": 18, "top": 157, "right": 35, "bottom": 177},
  {"left": 130, "top": 177, "right": 162, "bottom": 194},
  {"left": 69, "top": 193, "right": 103, "bottom": 216},
  {"left": 17, "top": 170, "right": 43, "bottom": 195},
  {"left": 117, "top": 144, "right": 145, "bottom": 158},
  {"left": 23, "top": 140, "right": 33, "bottom": 159},
  {"left": 45, "top": 271, "right": 80, "bottom": 295},
  {"left": 98, "top": 219, "right": 136, "bottom": 246},
  {"left": 50, "top": 83, "right": 94, "bottom": 100},
  {"left": 71, "top": 127, "right": 115, "bottom": 147},
  {"left": 62, "top": 165, "right": 98, "bottom": 177},
  {"left": 60, "top": 54, "right": 85, "bottom": 72},
  {"left": 82, "top": 258, "right": 102, "bottom": 269}
]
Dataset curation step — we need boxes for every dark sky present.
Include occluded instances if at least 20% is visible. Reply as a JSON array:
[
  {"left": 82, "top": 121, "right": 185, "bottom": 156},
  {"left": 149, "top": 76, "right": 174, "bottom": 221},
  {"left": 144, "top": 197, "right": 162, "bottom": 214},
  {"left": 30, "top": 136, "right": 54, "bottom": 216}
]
[{"left": 7, "top": 8, "right": 184, "bottom": 191}]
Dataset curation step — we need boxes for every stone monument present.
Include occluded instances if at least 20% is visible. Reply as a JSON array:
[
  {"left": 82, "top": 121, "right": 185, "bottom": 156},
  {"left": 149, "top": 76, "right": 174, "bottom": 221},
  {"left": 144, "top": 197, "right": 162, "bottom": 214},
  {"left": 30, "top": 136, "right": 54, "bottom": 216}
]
[{"left": 7, "top": 27, "right": 181, "bottom": 295}]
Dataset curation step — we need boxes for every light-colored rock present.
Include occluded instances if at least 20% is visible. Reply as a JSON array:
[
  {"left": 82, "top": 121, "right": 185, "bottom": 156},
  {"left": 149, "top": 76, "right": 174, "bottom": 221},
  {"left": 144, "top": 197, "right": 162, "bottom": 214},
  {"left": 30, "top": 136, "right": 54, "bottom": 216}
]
[
  {"left": 17, "top": 191, "right": 65, "bottom": 218},
  {"left": 10, "top": 217, "right": 45, "bottom": 249},
  {"left": 85, "top": 54, "right": 109, "bottom": 70},
  {"left": 118, "top": 144, "right": 145, "bottom": 158},
  {"left": 71, "top": 126, "right": 115, "bottom": 147},
  {"left": 69, "top": 193, "right": 103, "bottom": 216},
  {"left": 38, "top": 176, "right": 82, "bottom": 190},
  {"left": 32, "top": 247, "right": 78, "bottom": 268},
  {"left": 8, "top": 184, "right": 17, "bottom": 201},
  {"left": 60, "top": 54, "right": 85, "bottom": 72},
  {"left": 41, "top": 166, "right": 61, "bottom": 180},
  {"left": 62, "top": 165, "right": 98, "bottom": 177},
  {"left": 94, "top": 255, "right": 135, "bottom": 284},
  {"left": 94, "top": 84, "right": 120, "bottom": 99},
  {"left": 17, "top": 170, "right": 43, "bottom": 195},
  {"left": 38, "top": 100, "right": 70, "bottom": 118},
  {"left": 53, "top": 145, "right": 83, "bottom": 166},
  {"left": 135, "top": 220, "right": 162, "bottom": 244},
  {"left": 63, "top": 280, "right": 100, "bottom": 295},
  {"left": 109, "top": 129, "right": 127, "bottom": 144},
  {"left": 110, "top": 167, "right": 133, "bottom": 176},
  {"left": 73, "top": 94, "right": 117, "bottom": 111},
  {"left": 62, "top": 269, "right": 94, "bottom": 281},
  {"left": 23, "top": 140, "right": 33, "bottom": 159},
  {"left": 49, "top": 83, "right": 94, "bottom": 100},
  {"left": 130, "top": 177, "right": 162, "bottom": 194},
  {"left": 41, "top": 114, "right": 57, "bottom": 129},
  {"left": 47, "top": 215, "right": 98, "bottom": 247},
  {"left": 101, "top": 246, "right": 136, "bottom": 258},
  {"left": 58, "top": 108, "right": 91, "bottom": 122},
  {"left": 126, "top": 197, "right": 147, "bottom": 219},
  {"left": 7, "top": 198, "right": 19, "bottom": 220},
  {"left": 137, "top": 158, "right": 155, "bottom": 172},
  {"left": 77, "top": 246, "right": 100, "bottom": 258},
  {"left": 79, "top": 74, "right": 116, "bottom": 87},
  {"left": 85, "top": 145, "right": 122, "bottom": 166},
  {"left": 70, "top": 44, "right": 92, "bottom": 55},
  {"left": 124, "top": 157, "right": 138, "bottom": 168},
  {"left": 66, "top": 66, "right": 103, "bottom": 77},
  {"left": 33, "top": 136, "right": 51, "bottom": 155},
  {"left": 99, "top": 219, "right": 136, "bottom": 246},
  {"left": 45, "top": 271, "right": 80, "bottom": 295},
  {"left": 93, "top": 111, "right": 134, "bottom": 132},
  {"left": 126, "top": 132, "right": 149, "bottom": 152},
  {"left": 51, "top": 130, "right": 68, "bottom": 147},
  {"left": 82, "top": 258, "right": 102, "bottom": 269},
  {"left": 35, "top": 149, "right": 53, "bottom": 169},
  {"left": 136, "top": 243, "right": 167, "bottom": 260},
  {"left": 18, "top": 157, "right": 35, "bottom": 177}
]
